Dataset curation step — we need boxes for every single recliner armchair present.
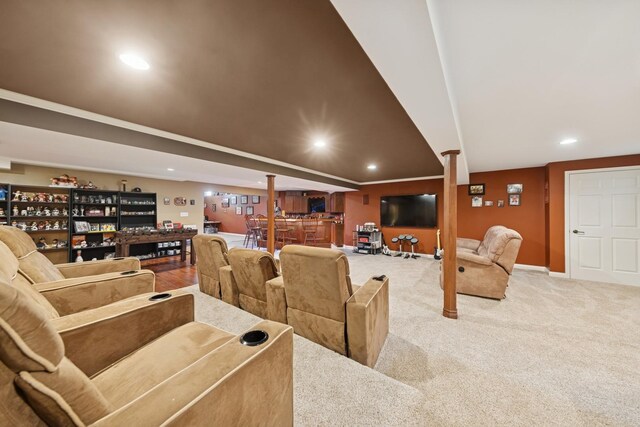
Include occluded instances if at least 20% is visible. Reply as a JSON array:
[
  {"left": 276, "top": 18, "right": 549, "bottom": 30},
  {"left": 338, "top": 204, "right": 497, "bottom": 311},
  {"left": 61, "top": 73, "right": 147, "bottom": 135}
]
[
  {"left": 192, "top": 234, "right": 230, "bottom": 298},
  {"left": 443, "top": 225, "right": 523, "bottom": 299},
  {"left": 266, "top": 245, "right": 389, "bottom": 368},
  {"left": 219, "top": 248, "right": 279, "bottom": 317},
  {"left": 0, "top": 274, "right": 294, "bottom": 426}
]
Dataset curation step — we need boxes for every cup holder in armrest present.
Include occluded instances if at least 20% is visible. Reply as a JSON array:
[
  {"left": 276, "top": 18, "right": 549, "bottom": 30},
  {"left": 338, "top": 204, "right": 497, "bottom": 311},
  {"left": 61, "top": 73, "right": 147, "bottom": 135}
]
[
  {"left": 120, "top": 270, "right": 138, "bottom": 275},
  {"left": 149, "top": 293, "right": 172, "bottom": 301},
  {"left": 112, "top": 257, "right": 125, "bottom": 261},
  {"left": 240, "top": 330, "right": 269, "bottom": 347}
]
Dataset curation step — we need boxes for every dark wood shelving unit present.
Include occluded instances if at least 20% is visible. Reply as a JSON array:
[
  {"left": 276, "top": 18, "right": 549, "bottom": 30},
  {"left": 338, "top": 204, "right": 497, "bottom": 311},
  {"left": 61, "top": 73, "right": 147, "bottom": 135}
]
[
  {"left": 69, "top": 189, "right": 120, "bottom": 262},
  {"left": 0, "top": 183, "right": 9, "bottom": 226}
]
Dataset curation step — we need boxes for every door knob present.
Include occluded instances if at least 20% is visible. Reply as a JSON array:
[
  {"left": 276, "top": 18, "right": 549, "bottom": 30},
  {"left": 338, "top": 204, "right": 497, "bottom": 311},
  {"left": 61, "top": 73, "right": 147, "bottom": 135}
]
[{"left": 572, "top": 229, "right": 585, "bottom": 235}]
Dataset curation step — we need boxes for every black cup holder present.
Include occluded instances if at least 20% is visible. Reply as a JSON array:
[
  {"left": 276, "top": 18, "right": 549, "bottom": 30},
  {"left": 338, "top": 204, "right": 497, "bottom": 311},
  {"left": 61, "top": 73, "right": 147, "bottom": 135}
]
[
  {"left": 120, "top": 270, "right": 138, "bottom": 275},
  {"left": 149, "top": 293, "right": 172, "bottom": 301},
  {"left": 240, "top": 330, "right": 269, "bottom": 347},
  {"left": 458, "top": 266, "right": 465, "bottom": 273},
  {"left": 113, "top": 257, "right": 125, "bottom": 261}
]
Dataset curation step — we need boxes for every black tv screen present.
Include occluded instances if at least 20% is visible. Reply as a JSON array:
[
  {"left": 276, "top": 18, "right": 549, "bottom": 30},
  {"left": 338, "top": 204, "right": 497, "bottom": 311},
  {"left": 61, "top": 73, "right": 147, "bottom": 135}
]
[
  {"left": 380, "top": 194, "right": 437, "bottom": 227},
  {"left": 308, "top": 197, "right": 326, "bottom": 213}
]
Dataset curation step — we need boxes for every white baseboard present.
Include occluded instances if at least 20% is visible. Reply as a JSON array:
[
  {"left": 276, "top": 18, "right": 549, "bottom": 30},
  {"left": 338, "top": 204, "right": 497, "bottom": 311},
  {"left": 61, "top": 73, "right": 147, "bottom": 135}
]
[
  {"left": 514, "top": 263, "right": 547, "bottom": 272},
  {"left": 548, "top": 270, "right": 569, "bottom": 278}
]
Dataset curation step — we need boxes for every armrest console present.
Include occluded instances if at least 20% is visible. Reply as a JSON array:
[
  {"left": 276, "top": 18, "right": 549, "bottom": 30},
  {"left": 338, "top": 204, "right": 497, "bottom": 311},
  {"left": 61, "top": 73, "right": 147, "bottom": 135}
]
[
  {"left": 34, "top": 270, "right": 156, "bottom": 316},
  {"left": 52, "top": 291, "right": 195, "bottom": 377},
  {"left": 219, "top": 265, "right": 239, "bottom": 306},
  {"left": 266, "top": 275, "right": 287, "bottom": 324},
  {"left": 346, "top": 276, "right": 389, "bottom": 368},
  {"left": 457, "top": 251, "right": 493, "bottom": 267},
  {"left": 92, "top": 321, "right": 293, "bottom": 426},
  {"left": 55, "top": 257, "right": 141, "bottom": 278}
]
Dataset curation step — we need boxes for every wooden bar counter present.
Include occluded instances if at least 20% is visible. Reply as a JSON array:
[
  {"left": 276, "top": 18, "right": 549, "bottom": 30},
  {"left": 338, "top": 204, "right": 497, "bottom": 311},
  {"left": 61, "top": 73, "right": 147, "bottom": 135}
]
[{"left": 260, "top": 218, "right": 344, "bottom": 248}]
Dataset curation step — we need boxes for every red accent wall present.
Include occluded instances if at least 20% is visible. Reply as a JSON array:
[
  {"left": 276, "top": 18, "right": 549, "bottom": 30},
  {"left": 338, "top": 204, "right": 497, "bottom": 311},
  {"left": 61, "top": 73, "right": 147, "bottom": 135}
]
[
  {"left": 204, "top": 195, "right": 268, "bottom": 234},
  {"left": 457, "top": 167, "right": 546, "bottom": 266},
  {"left": 344, "top": 180, "right": 444, "bottom": 255},
  {"left": 545, "top": 154, "right": 640, "bottom": 272}
]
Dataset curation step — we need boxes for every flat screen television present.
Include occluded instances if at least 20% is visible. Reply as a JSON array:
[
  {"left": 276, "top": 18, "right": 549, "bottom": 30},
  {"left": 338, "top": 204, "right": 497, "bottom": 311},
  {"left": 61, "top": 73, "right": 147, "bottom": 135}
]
[
  {"left": 380, "top": 194, "right": 437, "bottom": 228},
  {"left": 308, "top": 197, "right": 326, "bottom": 213}
]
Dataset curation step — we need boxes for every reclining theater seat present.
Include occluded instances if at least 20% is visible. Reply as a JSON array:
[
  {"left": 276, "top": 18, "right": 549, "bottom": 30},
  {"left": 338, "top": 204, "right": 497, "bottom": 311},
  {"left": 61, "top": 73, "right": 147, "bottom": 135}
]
[
  {"left": 220, "top": 248, "right": 279, "bottom": 317},
  {"left": 192, "top": 234, "right": 229, "bottom": 298},
  {"left": 0, "top": 240, "right": 194, "bottom": 380},
  {"left": 267, "top": 245, "right": 389, "bottom": 368},
  {"left": 0, "top": 226, "right": 155, "bottom": 310},
  {"left": 0, "top": 277, "right": 294, "bottom": 427},
  {"left": 448, "top": 225, "right": 523, "bottom": 299}
]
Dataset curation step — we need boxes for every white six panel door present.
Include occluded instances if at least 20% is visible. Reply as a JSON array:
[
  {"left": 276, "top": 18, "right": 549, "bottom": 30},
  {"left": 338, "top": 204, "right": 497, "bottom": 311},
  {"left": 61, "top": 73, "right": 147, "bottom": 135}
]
[{"left": 569, "top": 167, "right": 640, "bottom": 286}]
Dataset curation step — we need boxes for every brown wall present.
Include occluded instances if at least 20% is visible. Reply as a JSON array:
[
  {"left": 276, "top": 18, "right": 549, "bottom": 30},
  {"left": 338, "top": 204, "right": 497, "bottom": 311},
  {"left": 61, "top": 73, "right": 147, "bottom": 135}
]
[
  {"left": 204, "top": 193, "right": 268, "bottom": 234},
  {"left": 545, "top": 154, "right": 640, "bottom": 272},
  {"left": 458, "top": 167, "right": 546, "bottom": 266},
  {"left": 344, "top": 179, "right": 445, "bottom": 255}
]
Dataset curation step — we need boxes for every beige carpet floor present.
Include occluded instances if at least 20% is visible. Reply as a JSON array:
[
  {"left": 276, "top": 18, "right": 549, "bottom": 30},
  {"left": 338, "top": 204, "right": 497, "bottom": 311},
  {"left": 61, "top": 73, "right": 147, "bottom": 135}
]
[{"left": 185, "top": 234, "right": 640, "bottom": 426}]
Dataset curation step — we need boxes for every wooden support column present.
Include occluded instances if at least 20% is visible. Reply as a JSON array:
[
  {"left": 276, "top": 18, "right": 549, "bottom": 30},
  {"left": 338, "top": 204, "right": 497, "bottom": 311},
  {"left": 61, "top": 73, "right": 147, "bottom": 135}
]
[
  {"left": 441, "top": 150, "right": 460, "bottom": 319},
  {"left": 266, "top": 175, "right": 276, "bottom": 254}
]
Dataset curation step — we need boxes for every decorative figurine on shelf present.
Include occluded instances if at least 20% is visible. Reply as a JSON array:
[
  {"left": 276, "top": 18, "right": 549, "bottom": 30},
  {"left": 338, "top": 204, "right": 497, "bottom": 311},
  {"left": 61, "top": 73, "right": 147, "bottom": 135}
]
[
  {"left": 80, "top": 206, "right": 85, "bottom": 216},
  {"left": 52, "top": 208, "right": 60, "bottom": 216},
  {"left": 12, "top": 206, "right": 19, "bottom": 217},
  {"left": 43, "top": 207, "right": 51, "bottom": 216},
  {"left": 62, "top": 208, "right": 68, "bottom": 216},
  {"left": 36, "top": 238, "right": 48, "bottom": 249},
  {"left": 37, "top": 222, "right": 45, "bottom": 230},
  {"left": 30, "top": 222, "right": 38, "bottom": 231},
  {"left": 20, "top": 209, "right": 28, "bottom": 216},
  {"left": 47, "top": 194, "right": 54, "bottom": 202},
  {"left": 52, "top": 221, "right": 61, "bottom": 230},
  {"left": 73, "top": 193, "right": 80, "bottom": 203},
  {"left": 0, "top": 187, "right": 7, "bottom": 201},
  {"left": 61, "top": 221, "right": 68, "bottom": 230},
  {"left": 75, "top": 250, "right": 83, "bottom": 263},
  {"left": 21, "top": 193, "right": 28, "bottom": 202},
  {"left": 44, "top": 221, "right": 51, "bottom": 230},
  {"left": 10, "top": 221, "right": 17, "bottom": 227},
  {"left": 35, "top": 193, "right": 45, "bottom": 202},
  {"left": 106, "top": 196, "right": 112, "bottom": 204},
  {"left": 80, "top": 240, "right": 87, "bottom": 248},
  {"left": 35, "top": 207, "right": 42, "bottom": 216},
  {"left": 52, "top": 239, "right": 59, "bottom": 248},
  {"left": 12, "top": 190, "right": 21, "bottom": 201},
  {"left": 121, "top": 180, "right": 128, "bottom": 192},
  {"left": 71, "top": 208, "right": 79, "bottom": 217},
  {"left": 0, "top": 208, "right": 4, "bottom": 217},
  {"left": 105, "top": 206, "right": 111, "bottom": 216}
]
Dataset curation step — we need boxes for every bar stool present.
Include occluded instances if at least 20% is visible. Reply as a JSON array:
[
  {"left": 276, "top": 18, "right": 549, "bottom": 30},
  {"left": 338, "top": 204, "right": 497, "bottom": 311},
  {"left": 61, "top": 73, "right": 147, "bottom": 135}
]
[
  {"left": 257, "top": 215, "right": 269, "bottom": 250},
  {"left": 275, "top": 216, "right": 296, "bottom": 248},
  {"left": 302, "top": 216, "right": 320, "bottom": 246},
  {"left": 243, "top": 215, "right": 261, "bottom": 249}
]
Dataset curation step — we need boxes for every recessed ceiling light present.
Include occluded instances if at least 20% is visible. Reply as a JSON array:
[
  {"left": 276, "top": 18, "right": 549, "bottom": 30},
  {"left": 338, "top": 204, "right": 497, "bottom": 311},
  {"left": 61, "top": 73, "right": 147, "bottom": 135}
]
[
  {"left": 119, "top": 52, "right": 150, "bottom": 70},
  {"left": 167, "top": 168, "right": 174, "bottom": 171},
  {"left": 367, "top": 164, "right": 377, "bottom": 170},
  {"left": 258, "top": 181, "right": 263, "bottom": 184},
  {"left": 560, "top": 138, "right": 577, "bottom": 145},
  {"left": 313, "top": 139, "right": 326, "bottom": 148}
]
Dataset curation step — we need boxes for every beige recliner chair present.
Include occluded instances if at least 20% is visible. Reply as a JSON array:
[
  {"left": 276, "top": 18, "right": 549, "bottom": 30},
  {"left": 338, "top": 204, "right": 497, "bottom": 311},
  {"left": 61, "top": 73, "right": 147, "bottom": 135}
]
[
  {"left": 267, "top": 245, "right": 389, "bottom": 368},
  {"left": 0, "top": 240, "right": 192, "bottom": 378},
  {"left": 0, "top": 226, "right": 155, "bottom": 303},
  {"left": 192, "top": 234, "right": 229, "bottom": 298},
  {"left": 220, "top": 248, "right": 279, "bottom": 318},
  {"left": 0, "top": 274, "right": 294, "bottom": 426},
  {"left": 444, "top": 225, "right": 523, "bottom": 299}
]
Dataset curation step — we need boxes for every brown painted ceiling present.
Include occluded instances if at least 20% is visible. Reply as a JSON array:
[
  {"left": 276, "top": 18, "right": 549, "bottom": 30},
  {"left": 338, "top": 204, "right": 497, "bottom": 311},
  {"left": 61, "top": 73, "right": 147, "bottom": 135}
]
[{"left": 0, "top": 0, "right": 443, "bottom": 182}]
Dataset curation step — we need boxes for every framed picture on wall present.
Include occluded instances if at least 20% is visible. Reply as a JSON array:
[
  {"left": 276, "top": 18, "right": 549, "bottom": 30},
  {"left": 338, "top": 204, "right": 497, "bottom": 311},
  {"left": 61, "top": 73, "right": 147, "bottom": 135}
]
[
  {"left": 252, "top": 195, "right": 260, "bottom": 204},
  {"left": 507, "top": 183, "right": 523, "bottom": 194},
  {"left": 468, "top": 183, "right": 485, "bottom": 195},
  {"left": 222, "top": 199, "right": 229, "bottom": 208},
  {"left": 190, "top": 199, "right": 196, "bottom": 205},
  {"left": 246, "top": 206, "right": 254, "bottom": 215},
  {"left": 163, "top": 197, "right": 170, "bottom": 205},
  {"left": 174, "top": 197, "right": 186, "bottom": 206},
  {"left": 231, "top": 196, "right": 237, "bottom": 205},
  {"left": 236, "top": 206, "right": 242, "bottom": 215},
  {"left": 240, "top": 195, "right": 248, "bottom": 204},
  {"left": 211, "top": 204, "right": 216, "bottom": 212},
  {"left": 471, "top": 196, "right": 483, "bottom": 207},
  {"left": 509, "top": 194, "right": 521, "bottom": 206},
  {"left": 497, "top": 200, "right": 505, "bottom": 208}
]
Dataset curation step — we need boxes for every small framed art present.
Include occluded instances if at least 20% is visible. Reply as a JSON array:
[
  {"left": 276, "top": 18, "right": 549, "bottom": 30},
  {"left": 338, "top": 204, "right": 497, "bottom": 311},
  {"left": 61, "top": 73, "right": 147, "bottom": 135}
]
[
  {"left": 468, "top": 184, "right": 485, "bottom": 195},
  {"left": 252, "top": 195, "right": 260, "bottom": 204},
  {"left": 246, "top": 206, "right": 254, "bottom": 215},
  {"left": 507, "top": 184, "right": 523, "bottom": 194},
  {"left": 231, "top": 196, "right": 238, "bottom": 205},
  {"left": 509, "top": 194, "right": 521, "bottom": 206},
  {"left": 236, "top": 206, "right": 242, "bottom": 215},
  {"left": 471, "top": 196, "right": 483, "bottom": 207},
  {"left": 240, "top": 195, "right": 248, "bottom": 204}
]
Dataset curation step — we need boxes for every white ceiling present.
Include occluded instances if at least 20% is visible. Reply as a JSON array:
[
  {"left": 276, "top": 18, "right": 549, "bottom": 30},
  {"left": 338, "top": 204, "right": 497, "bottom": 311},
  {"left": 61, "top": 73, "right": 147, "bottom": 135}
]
[
  {"left": 0, "top": 121, "right": 355, "bottom": 193},
  {"left": 334, "top": 0, "right": 639, "bottom": 174}
]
